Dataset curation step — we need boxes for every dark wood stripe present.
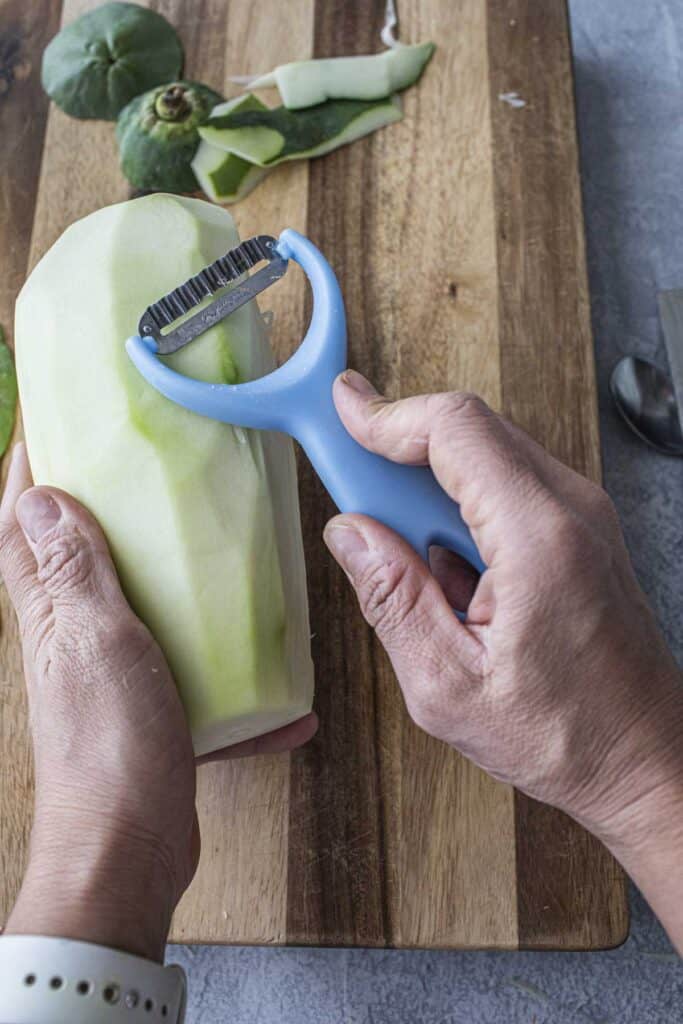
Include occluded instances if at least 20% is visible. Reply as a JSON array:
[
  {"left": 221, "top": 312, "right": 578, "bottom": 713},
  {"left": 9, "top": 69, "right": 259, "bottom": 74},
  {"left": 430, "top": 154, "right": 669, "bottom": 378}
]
[
  {"left": 0, "top": 0, "right": 63, "bottom": 927},
  {"left": 0, "top": 0, "right": 63, "bottom": 337},
  {"left": 285, "top": 0, "right": 391, "bottom": 947},
  {"left": 485, "top": 0, "right": 628, "bottom": 948}
]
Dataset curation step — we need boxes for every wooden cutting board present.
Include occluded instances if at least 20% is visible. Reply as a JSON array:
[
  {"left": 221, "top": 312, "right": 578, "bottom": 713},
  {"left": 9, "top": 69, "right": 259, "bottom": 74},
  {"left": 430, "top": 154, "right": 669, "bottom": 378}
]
[{"left": 0, "top": 0, "right": 627, "bottom": 949}]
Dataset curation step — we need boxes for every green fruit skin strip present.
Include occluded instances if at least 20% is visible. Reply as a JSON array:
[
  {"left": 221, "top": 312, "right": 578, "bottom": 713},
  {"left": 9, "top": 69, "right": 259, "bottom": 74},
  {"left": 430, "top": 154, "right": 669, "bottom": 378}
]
[
  {"left": 211, "top": 152, "right": 258, "bottom": 195},
  {"left": 192, "top": 94, "right": 272, "bottom": 203},
  {"left": 200, "top": 95, "right": 403, "bottom": 167},
  {"left": 250, "top": 41, "right": 435, "bottom": 109},
  {"left": 196, "top": 146, "right": 269, "bottom": 203},
  {"left": 0, "top": 327, "right": 17, "bottom": 458}
]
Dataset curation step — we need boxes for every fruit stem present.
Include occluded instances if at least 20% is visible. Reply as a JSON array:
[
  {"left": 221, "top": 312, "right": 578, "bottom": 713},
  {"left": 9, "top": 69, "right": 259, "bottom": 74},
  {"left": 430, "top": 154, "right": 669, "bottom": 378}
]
[{"left": 155, "top": 85, "right": 191, "bottom": 122}]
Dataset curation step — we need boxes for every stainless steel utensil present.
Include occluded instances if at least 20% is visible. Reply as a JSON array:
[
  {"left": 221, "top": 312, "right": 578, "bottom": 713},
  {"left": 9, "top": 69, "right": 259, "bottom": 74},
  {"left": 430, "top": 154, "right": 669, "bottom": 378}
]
[{"left": 610, "top": 355, "right": 683, "bottom": 455}]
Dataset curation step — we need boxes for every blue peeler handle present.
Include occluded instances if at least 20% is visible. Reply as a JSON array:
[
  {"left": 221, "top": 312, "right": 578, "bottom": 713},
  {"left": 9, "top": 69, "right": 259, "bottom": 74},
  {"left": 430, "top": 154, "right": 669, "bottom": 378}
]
[{"left": 126, "top": 229, "right": 484, "bottom": 573}]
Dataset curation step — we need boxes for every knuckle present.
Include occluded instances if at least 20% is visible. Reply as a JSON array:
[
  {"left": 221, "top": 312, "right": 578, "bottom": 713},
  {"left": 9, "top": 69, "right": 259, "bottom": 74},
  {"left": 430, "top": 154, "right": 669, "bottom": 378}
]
[
  {"left": 69, "top": 615, "right": 150, "bottom": 672},
  {"left": 104, "top": 618, "right": 153, "bottom": 665},
  {"left": 403, "top": 667, "right": 463, "bottom": 741},
  {"left": 103, "top": 618, "right": 165, "bottom": 692},
  {"left": 366, "top": 399, "right": 396, "bottom": 445},
  {"left": 36, "top": 530, "right": 94, "bottom": 597},
  {"left": 534, "top": 487, "right": 624, "bottom": 582},
  {"left": 435, "top": 394, "right": 549, "bottom": 522},
  {"left": 436, "top": 391, "right": 489, "bottom": 428},
  {"left": 402, "top": 638, "right": 478, "bottom": 732},
  {"left": 587, "top": 482, "right": 618, "bottom": 522},
  {"left": 498, "top": 458, "right": 544, "bottom": 507},
  {"left": 540, "top": 504, "right": 577, "bottom": 548},
  {"left": 356, "top": 556, "right": 426, "bottom": 636},
  {"left": 540, "top": 505, "right": 596, "bottom": 571},
  {"left": 367, "top": 399, "right": 430, "bottom": 462},
  {"left": 405, "top": 685, "right": 443, "bottom": 736}
]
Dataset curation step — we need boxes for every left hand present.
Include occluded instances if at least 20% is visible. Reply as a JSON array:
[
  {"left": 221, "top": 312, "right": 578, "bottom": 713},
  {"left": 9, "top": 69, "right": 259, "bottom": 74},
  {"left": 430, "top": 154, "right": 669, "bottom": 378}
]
[{"left": 0, "top": 443, "right": 317, "bottom": 961}]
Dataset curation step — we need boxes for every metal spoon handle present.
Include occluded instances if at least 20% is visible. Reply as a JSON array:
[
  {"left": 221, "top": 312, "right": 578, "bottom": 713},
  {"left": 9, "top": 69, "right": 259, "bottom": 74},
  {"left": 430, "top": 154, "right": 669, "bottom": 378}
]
[{"left": 658, "top": 289, "right": 683, "bottom": 419}]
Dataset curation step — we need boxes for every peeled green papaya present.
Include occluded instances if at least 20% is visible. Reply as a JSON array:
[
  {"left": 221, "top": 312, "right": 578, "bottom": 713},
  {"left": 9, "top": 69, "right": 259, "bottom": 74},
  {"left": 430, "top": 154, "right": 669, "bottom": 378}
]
[
  {"left": 42, "top": 2, "right": 184, "bottom": 120},
  {"left": 15, "top": 195, "right": 314, "bottom": 755},
  {"left": 117, "top": 81, "right": 223, "bottom": 192}
]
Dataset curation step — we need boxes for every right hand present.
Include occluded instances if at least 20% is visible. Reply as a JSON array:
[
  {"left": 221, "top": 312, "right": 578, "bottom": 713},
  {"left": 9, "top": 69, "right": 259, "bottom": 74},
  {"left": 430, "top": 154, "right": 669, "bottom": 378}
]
[{"left": 325, "top": 372, "right": 683, "bottom": 944}]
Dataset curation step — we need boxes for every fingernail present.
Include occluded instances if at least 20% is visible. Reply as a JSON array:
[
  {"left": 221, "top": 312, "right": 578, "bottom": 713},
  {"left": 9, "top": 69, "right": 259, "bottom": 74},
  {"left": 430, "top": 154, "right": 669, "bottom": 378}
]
[
  {"left": 341, "top": 370, "right": 377, "bottom": 396},
  {"left": 16, "top": 490, "right": 61, "bottom": 542},
  {"left": 324, "top": 521, "right": 368, "bottom": 576}
]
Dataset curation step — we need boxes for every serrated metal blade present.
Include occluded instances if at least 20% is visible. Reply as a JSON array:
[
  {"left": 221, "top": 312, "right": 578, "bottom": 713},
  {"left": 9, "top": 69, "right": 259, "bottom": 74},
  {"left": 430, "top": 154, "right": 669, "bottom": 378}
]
[{"left": 138, "top": 234, "right": 287, "bottom": 355}]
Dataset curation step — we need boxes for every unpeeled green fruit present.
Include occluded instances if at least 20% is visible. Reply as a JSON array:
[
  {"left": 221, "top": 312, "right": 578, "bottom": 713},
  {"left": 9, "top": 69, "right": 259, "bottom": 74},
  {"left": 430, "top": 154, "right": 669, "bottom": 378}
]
[
  {"left": 117, "top": 80, "right": 224, "bottom": 193},
  {"left": 42, "top": 1, "right": 184, "bottom": 120}
]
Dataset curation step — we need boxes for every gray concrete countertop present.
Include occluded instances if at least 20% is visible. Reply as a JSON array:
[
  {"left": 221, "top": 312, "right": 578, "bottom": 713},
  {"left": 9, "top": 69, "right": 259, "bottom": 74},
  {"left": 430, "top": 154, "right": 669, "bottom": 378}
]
[{"left": 171, "top": 2, "right": 683, "bottom": 1019}]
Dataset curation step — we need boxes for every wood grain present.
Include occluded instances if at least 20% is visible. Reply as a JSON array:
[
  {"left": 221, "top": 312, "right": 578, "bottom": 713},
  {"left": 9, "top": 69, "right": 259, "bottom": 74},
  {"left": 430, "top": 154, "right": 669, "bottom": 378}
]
[
  {"left": 0, "top": 0, "right": 64, "bottom": 928},
  {"left": 287, "top": 0, "right": 519, "bottom": 950},
  {"left": 388, "top": 0, "right": 516, "bottom": 950},
  {"left": 170, "top": 0, "right": 315, "bottom": 945},
  {"left": 285, "top": 0, "right": 395, "bottom": 949},
  {"left": 0, "top": 0, "right": 627, "bottom": 949},
  {"left": 486, "top": 0, "right": 628, "bottom": 949}
]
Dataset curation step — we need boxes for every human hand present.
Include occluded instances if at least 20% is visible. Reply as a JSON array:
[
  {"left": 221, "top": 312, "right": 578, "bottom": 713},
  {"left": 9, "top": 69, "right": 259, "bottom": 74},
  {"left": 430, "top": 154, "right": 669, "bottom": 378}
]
[
  {"left": 325, "top": 373, "right": 683, "bottom": 946},
  {"left": 0, "top": 444, "right": 316, "bottom": 961}
]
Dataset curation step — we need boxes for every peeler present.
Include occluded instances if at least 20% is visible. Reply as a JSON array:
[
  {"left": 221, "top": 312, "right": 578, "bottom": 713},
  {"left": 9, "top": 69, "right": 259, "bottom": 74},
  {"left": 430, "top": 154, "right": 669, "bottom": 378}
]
[{"left": 126, "top": 229, "right": 485, "bottom": 576}]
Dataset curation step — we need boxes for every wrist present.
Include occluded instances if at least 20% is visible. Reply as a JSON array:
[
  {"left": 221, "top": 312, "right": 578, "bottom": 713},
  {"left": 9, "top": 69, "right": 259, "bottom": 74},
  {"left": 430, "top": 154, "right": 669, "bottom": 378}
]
[
  {"left": 599, "top": 774, "right": 683, "bottom": 953},
  {"left": 569, "top": 673, "right": 683, "bottom": 952},
  {"left": 570, "top": 669, "right": 683, "bottom": 945},
  {"left": 6, "top": 825, "right": 175, "bottom": 962},
  {"left": 602, "top": 778, "right": 683, "bottom": 867},
  {"left": 581, "top": 674, "right": 683, "bottom": 850}
]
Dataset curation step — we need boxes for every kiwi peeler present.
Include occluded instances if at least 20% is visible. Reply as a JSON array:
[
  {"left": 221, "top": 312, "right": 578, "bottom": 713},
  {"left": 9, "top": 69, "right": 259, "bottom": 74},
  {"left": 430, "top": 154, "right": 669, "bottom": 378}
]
[{"left": 126, "top": 229, "right": 484, "bottom": 574}]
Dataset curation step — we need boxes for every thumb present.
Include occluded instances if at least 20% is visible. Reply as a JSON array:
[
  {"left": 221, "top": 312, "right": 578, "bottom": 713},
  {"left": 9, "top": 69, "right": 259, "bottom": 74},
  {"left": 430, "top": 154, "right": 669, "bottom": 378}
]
[
  {"left": 15, "top": 486, "right": 125, "bottom": 615},
  {"left": 324, "top": 514, "right": 482, "bottom": 726}
]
